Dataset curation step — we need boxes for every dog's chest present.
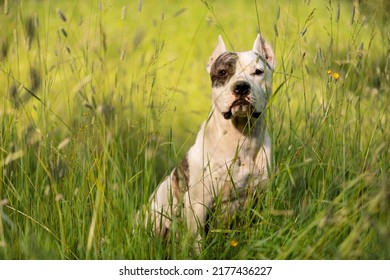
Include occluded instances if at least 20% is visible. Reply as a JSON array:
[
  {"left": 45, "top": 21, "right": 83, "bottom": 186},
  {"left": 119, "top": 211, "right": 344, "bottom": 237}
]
[
  {"left": 212, "top": 137, "right": 260, "bottom": 182},
  {"left": 190, "top": 125, "right": 263, "bottom": 190}
]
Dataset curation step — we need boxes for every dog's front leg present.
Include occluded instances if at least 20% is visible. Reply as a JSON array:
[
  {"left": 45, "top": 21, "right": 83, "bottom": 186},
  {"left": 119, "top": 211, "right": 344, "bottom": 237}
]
[
  {"left": 147, "top": 175, "right": 178, "bottom": 237},
  {"left": 184, "top": 187, "right": 212, "bottom": 252}
]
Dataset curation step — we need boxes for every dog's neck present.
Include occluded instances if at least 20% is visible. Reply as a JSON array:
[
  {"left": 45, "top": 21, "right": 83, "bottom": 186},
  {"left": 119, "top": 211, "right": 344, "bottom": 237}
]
[{"left": 231, "top": 115, "right": 262, "bottom": 135}]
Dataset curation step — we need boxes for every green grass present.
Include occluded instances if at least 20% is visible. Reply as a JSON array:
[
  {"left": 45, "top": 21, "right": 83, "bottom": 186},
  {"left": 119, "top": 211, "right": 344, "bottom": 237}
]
[{"left": 0, "top": 0, "right": 389, "bottom": 259}]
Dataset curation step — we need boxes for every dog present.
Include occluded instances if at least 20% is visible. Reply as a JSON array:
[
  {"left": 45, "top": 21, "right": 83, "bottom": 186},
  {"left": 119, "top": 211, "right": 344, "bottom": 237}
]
[{"left": 145, "top": 34, "right": 275, "bottom": 251}]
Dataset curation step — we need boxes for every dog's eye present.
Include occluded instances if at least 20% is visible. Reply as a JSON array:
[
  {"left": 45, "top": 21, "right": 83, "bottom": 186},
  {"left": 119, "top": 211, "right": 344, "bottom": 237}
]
[
  {"left": 218, "top": 70, "right": 227, "bottom": 77},
  {"left": 254, "top": 68, "right": 264, "bottom": 75}
]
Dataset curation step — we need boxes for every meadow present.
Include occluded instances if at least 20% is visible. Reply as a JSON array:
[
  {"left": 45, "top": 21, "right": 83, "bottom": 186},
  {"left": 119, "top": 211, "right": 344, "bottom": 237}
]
[{"left": 0, "top": 0, "right": 388, "bottom": 259}]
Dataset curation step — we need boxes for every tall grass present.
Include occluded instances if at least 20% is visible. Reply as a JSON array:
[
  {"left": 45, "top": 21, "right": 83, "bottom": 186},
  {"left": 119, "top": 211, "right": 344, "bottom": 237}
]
[{"left": 0, "top": 0, "right": 389, "bottom": 259}]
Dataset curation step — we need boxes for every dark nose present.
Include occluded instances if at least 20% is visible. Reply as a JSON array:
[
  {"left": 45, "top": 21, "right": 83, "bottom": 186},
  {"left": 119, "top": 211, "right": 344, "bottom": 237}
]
[{"left": 233, "top": 81, "right": 251, "bottom": 96}]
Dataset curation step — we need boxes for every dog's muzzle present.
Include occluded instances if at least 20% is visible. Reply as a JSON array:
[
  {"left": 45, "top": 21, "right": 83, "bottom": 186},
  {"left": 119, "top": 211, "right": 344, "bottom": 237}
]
[{"left": 222, "top": 81, "right": 262, "bottom": 120}]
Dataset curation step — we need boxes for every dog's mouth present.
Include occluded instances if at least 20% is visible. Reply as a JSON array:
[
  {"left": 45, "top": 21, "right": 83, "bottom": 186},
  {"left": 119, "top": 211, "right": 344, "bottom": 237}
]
[{"left": 222, "top": 99, "right": 261, "bottom": 120}]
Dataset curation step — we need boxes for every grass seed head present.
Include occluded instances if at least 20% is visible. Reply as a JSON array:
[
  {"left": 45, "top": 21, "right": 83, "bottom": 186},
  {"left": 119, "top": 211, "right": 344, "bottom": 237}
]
[
  {"left": 59, "top": 27, "right": 68, "bottom": 37},
  {"left": 56, "top": 8, "right": 67, "bottom": 22},
  {"left": 30, "top": 67, "right": 41, "bottom": 92},
  {"left": 121, "top": 6, "right": 127, "bottom": 20},
  {"left": 34, "top": 13, "right": 39, "bottom": 28}
]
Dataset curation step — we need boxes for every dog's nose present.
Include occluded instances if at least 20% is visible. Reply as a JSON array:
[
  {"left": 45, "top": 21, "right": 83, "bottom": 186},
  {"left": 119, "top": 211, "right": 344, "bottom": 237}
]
[{"left": 233, "top": 81, "right": 251, "bottom": 96}]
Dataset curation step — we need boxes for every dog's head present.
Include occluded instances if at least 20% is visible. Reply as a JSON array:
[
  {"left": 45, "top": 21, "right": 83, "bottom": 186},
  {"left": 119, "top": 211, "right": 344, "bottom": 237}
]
[{"left": 207, "top": 34, "right": 275, "bottom": 120}]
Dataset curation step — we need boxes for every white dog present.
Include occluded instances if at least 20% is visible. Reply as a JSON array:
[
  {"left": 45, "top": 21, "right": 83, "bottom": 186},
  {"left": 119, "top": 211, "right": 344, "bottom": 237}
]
[{"left": 145, "top": 34, "right": 275, "bottom": 250}]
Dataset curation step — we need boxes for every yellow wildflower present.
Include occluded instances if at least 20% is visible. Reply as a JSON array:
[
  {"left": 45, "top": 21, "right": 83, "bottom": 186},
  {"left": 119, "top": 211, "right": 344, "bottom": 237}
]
[
  {"left": 332, "top": 72, "right": 340, "bottom": 80},
  {"left": 327, "top": 70, "right": 340, "bottom": 81},
  {"left": 230, "top": 239, "right": 239, "bottom": 247}
]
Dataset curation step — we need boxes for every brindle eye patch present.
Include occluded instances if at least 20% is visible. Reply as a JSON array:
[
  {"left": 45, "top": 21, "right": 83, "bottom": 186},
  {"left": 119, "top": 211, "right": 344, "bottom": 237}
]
[{"left": 210, "top": 52, "right": 239, "bottom": 87}]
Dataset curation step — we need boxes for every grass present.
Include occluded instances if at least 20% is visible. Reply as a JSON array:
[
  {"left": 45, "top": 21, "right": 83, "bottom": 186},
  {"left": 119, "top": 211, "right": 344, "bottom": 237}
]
[{"left": 0, "top": 0, "right": 389, "bottom": 259}]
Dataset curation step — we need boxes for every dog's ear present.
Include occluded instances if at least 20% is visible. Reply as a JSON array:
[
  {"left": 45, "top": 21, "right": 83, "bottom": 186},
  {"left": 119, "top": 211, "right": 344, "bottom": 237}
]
[
  {"left": 207, "top": 35, "right": 227, "bottom": 73},
  {"left": 253, "top": 34, "right": 275, "bottom": 70}
]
